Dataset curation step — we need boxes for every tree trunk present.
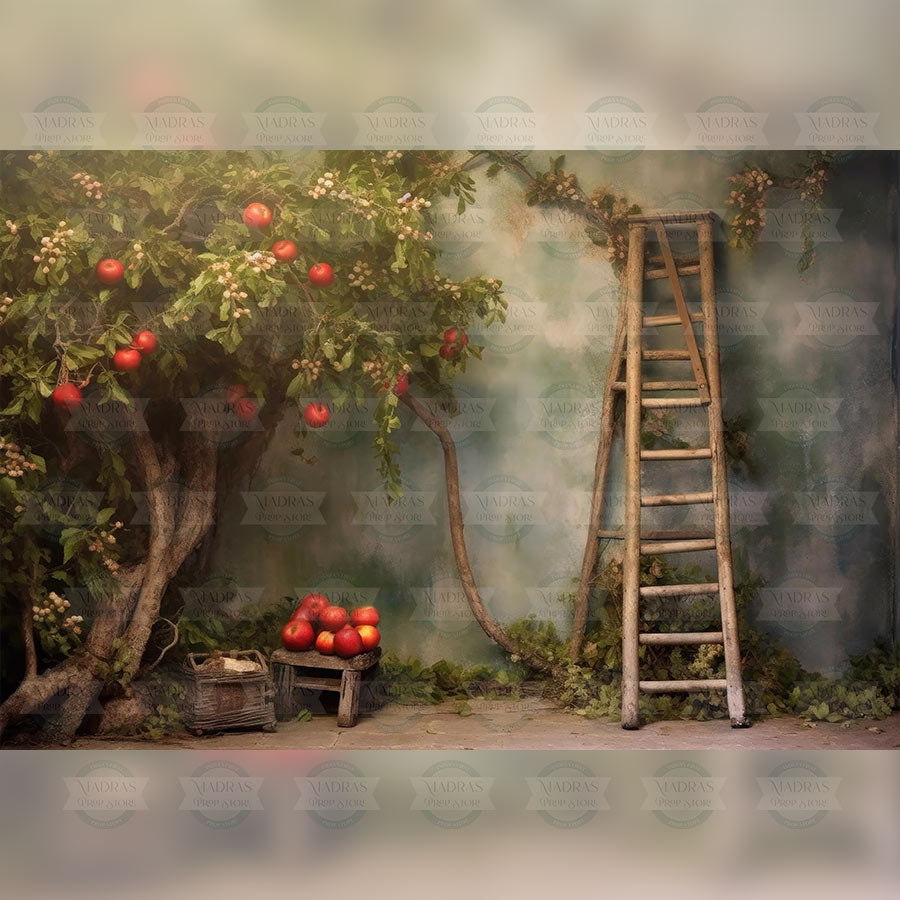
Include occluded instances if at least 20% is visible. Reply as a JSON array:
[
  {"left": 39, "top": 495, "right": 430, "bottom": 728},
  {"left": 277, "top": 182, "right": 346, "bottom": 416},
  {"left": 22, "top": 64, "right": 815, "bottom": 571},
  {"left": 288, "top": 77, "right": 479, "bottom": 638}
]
[
  {"left": 0, "top": 431, "right": 218, "bottom": 745},
  {"left": 401, "top": 394, "right": 558, "bottom": 676}
]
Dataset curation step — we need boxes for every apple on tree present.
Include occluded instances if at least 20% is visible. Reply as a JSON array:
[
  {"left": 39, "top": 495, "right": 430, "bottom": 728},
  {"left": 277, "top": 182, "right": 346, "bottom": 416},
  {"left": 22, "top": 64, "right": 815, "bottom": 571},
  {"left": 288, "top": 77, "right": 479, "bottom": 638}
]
[
  {"left": 131, "top": 330, "right": 157, "bottom": 354},
  {"left": 303, "top": 402, "right": 330, "bottom": 428},
  {"left": 242, "top": 202, "right": 272, "bottom": 229},
  {"left": 271, "top": 240, "right": 299, "bottom": 262},
  {"left": 308, "top": 262, "right": 334, "bottom": 287},
  {"left": 51, "top": 383, "right": 83, "bottom": 410},
  {"left": 112, "top": 348, "right": 141, "bottom": 371},
  {"left": 95, "top": 258, "right": 124, "bottom": 285}
]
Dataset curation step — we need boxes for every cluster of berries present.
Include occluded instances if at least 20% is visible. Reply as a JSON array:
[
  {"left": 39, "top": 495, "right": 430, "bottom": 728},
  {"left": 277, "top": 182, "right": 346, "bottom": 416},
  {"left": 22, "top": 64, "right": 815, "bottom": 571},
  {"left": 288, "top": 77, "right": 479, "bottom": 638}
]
[
  {"left": 32, "top": 592, "right": 84, "bottom": 636},
  {"left": 71, "top": 171, "right": 103, "bottom": 199},
  {"left": 0, "top": 438, "right": 38, "bottom": 478},
  {"left": 32, "top": 221, "right": 75, "bottom": 274}
]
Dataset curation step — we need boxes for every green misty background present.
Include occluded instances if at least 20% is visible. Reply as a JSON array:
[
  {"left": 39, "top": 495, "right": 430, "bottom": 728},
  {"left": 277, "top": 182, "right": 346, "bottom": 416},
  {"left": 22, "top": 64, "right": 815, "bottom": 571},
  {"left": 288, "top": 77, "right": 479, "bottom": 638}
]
[{"left": 208, "top": 151, "right": 897, "bottom": 677}]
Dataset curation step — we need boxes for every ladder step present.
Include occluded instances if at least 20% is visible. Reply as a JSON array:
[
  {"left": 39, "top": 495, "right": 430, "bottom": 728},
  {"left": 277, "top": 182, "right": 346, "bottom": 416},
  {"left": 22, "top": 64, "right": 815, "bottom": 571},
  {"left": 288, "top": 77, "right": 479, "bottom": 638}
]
[
  {"left": 641, "top": 491, "right": 714, "bottom": 507},
  {"left": 639, "top": 631, "right": 724, "bottom": 645},
  {"left": 639, "top": 679, "right": 728, "bottom": 693},
  {"left": 641, "top": 448, "right": 712, "bottom": 460},
  {"left": 641, "top": 397, "right": 707, "bottom": 409},
  {"left": 613, "top": 380, "right": 701, "bottom": 392},
  {"left": 641, "top": 349, "right": 704, "bottom": 360},
  {"left": 640, "top": 538, "right": 717, "bottom": 554},
  {"left": 646, "top": 255, "right": 701, "bottom": 267},
  {"left": 643, "top": 312, "right": 704, "bottom": 327},
  {"left": 597, "top": 529, "right": 715, "bottom": 541},
  {"left": 640, "top": 582, "right": 720, "bottom": 598},
  {"left": 645, "top": 264, "right": 700, "bottom": 280}
]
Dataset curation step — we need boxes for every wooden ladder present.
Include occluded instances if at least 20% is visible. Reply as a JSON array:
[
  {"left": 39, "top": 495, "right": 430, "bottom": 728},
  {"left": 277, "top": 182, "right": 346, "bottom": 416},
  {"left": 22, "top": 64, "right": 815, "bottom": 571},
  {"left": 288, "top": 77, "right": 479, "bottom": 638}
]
[{"left": 576, "top": 210, "right": 750, "bottom": 730}]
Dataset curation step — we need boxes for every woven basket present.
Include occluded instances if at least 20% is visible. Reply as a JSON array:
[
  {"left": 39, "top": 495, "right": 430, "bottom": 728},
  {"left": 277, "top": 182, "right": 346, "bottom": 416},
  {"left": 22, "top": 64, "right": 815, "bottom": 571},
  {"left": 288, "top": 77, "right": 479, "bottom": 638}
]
[{"left": 182, "top": 649, "right": 276, "bottom": 735}]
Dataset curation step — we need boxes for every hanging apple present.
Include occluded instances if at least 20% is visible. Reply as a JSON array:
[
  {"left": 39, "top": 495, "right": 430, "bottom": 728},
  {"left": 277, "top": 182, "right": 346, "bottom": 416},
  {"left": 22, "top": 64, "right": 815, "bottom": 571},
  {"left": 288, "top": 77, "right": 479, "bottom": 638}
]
[
  {"left": 242, "top": 202, "right": 273, "bottom": 228},
  {"left": 51, "top": 383, "right": 83, "bottom": 410},
  {"left": 381, "top": 373, "right": 409, "bottom": 395},
  {"left": 308, "top": 262, "right": 334, "bottom": 286},
  {"left": 233, "top": 397, "right": 258, "bottom": 422},
  {"left": 303, "top": 401, "right": 330, "bottom": 428},
  {"left": 112, "top": 348, "right": 141, "bottom": 371},
  {"left": 131, "top": 330, "right": 157, "bottom": 354},
  {"left": 95, "top": 258, "right": 124, "bottom": 285},
  {"left": 271, "top": 240, "right": 299, "bottom": 262},
  {"left": 226, "top": 383, "right": 248, "bottom": 405}
]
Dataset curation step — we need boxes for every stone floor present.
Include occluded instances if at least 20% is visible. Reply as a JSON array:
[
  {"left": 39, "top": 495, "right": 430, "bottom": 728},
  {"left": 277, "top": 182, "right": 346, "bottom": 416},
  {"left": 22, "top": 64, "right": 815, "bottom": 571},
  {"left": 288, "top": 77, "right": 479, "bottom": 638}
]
[{"left": 69, "top": 697, "right": 900, "bottom": 750}]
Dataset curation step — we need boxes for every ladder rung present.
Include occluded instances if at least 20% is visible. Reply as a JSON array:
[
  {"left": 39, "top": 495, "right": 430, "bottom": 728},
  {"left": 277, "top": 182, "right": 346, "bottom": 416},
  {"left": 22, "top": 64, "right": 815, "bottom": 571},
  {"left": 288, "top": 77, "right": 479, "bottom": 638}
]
[
  {"left": 639, "top": 631, "right": 723, "bottom": 645},
  {"left": 645, "top": 264, "right": 700, "bottom": 280},
  {"left": 612, "top": 381, "right": 701, "bottom": 392},
  {"left": 629, "top": 210, "right": 718, "bottom": 226},
  {"left": 641, "top": 448, "right": 712, "bottom": 460},
  {"left": 640, "top": 582, "right": 719, "bottom": 598},
  {"left": 646, "top": 255, "right": 700, "bottom": 267},
  {"left": 641, "top": 491, "right": 714, "bottom": 507},
  {"left": 639, "top": 679, "right": 728, "bottom": 693},
  {"left": 597, "top": 529, "right": 715, "bottom": 541},
  {"left": 642, "top": 349, "right": 705, "bottom": 360},
  {"left": 640, "top": 538, "right": 717, "bottom": 554},
  {"left": 641, "top": 397, "right": 707, "bottom": 409},
  {"left": 643, "top": 312, "right": 704, "bottom": 327}
]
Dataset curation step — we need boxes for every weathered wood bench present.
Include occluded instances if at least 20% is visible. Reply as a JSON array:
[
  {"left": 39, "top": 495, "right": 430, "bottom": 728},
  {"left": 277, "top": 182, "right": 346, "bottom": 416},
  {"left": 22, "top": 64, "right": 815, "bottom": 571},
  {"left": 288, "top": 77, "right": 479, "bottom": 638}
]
[{"left": 270, "top": 647, "right": 382, "bottom": 727}]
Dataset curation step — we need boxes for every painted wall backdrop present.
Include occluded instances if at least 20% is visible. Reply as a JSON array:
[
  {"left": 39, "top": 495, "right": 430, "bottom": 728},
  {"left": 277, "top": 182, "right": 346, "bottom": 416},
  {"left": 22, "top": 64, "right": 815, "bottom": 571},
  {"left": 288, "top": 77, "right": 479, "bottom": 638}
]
[{"left": 203, "top": 151, "right": 897, "bottom": 677}]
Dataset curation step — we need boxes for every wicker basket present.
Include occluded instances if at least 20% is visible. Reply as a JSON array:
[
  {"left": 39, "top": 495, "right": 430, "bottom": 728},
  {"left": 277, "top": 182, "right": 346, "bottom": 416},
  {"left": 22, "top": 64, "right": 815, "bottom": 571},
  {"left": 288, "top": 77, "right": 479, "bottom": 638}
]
[{"left": 182, "top": 649, "right": 277, "bottom": 735}]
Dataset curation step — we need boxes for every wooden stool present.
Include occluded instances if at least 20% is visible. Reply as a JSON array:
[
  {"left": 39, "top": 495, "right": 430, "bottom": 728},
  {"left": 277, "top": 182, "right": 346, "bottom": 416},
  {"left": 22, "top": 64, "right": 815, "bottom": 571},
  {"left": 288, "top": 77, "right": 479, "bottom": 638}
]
[{"left": 270, "top": 647, "right": 382, "bottom": 727}]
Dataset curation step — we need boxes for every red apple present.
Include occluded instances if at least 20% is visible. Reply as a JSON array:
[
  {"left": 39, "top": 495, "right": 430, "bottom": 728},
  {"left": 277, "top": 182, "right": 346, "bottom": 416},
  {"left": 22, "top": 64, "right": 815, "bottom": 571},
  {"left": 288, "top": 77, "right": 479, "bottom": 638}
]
[
  {"left": 300, "top": 593, "right": 330, "bottom": 619},
  {"left": 242, "top": 202, "right": 272, "bottom": 229},
  {"left": 350, "top": 606, "right": 380, "bottom": 627},
  {"left": 355, "top": 624, "right": 380, "bottom": 651},
  {"left": 442, "top": 327, "right": 469, "bottom": 347},
  {"left": 315, "top": 630, "right": 335, "bottom": 655},
  {"left": 303, "top": 401, "right": 330, "bottom": 428},
  {"left": 96, "top": 258, "right": 124, "bottom": 285},
  {"left": 289, "top": 605, "right": 315, "bottom": 623},
  {"left": 282, "top": 619, "right": 315, "bottom": 651},
  {"left": 333, "top": 624, "right": 364, "bottom": 658},
  {"left": 131, "top": 330, "right": 157, "bottom": 354},
  {"left": 51, "top": 383, "right": 82, "bottom": 410},
  {"left": 308, "top": 262, "right": 334, "bottom": 287},
  {"left": 382, "top": 373, "right": 409, "bottom": 395},
  {"left": 317, "top": 605, "right": 349, "bottom": 633},
  {"left": 226, "top": 383, "right": 248, "bottom": 404},
  {"left": 271, "top": 239, "right": 298, "bottom": 262},
  {"left": 112, "top": 348, "right": 141, "bottom": 371},
  {"left": 439, "top": 342, "right": 458, "bottom": 360},
  {"left": 233, "top": 397, "right": 258, "bottom": 422}
]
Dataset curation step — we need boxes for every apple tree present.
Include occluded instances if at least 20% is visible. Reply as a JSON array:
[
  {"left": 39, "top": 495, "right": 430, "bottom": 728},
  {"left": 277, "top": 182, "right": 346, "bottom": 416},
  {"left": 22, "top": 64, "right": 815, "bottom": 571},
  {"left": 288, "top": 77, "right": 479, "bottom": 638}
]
[{"left": 0, "top": 148, "right": 549, "bottom": 743}]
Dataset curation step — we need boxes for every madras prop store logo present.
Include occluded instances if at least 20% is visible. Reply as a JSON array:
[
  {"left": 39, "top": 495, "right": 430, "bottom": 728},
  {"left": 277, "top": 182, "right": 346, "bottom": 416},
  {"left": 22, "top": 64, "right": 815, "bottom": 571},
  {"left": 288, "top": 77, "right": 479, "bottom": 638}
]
[
  {"left": 683, "top": 478, "right": 769, "bottom": 532},
  {"left": 353, "top": 96, "right": 436, "bottom": 148},
  {"left": 580, "top": 96, "right": 655, "bottom": 162},
  {"left": 410, "top": 573, "right": 492, "bottom": 637},
  {"left": 714, "top": 287, "right": 769, "bottom": 349},
  {"left": 243, "top": 96, "right": 325, "bottom": 148},
  {"left": 133, "top": 96, "right": 216, "bottom": 149},
  {"left": 65, "top": 395, "right": 149, "bottom": 449},
  {"left": 355, "top": 297, "right": 436, "bottom": 341},
  {"left": 793, "top": 287, "right": 880, "bottom": 350},
  {"left": 410, "top": 759, "right": 494, "bottom": 828},
  {"left": 641, "top": 759, "right": 725, "bottom": 829},
  {"left": 428, "top": 197, "right": 493, "bottom": 260},
  {"left": 654, "top": 191, "right": 727, "bottom": 258},
  {"left": 524, "top": 382, "right": 604, "bottom": 451},
  {"left": 467, "top": 96, "right": 541, "bottom": 150},
  {"left": 409, "top": 384, "right": 496, "bottom": 449},
  {"left": 179, "top": 573, "right": 265, "bottom": 617},
  {"left": 294, "top": 759, "right": 379, "bottom": 829},
  {"left": 23, "top": 96, "right": 104, "bottom": 149},
  {"left": 761, "top": 190, "right": 842, "bottom": 260},
  {"left": 526, "top": 759, "right": 610, "bottom": 828},
  {"left": 756, "top": 574, "right": 842, "bottom": 637},
  {"left": 64, "top": 759, "right": 148, "bottom": 828},
  {"left": 179, "top": 759, "right": 263, "bottom": 829},
  {"left": 296, "top": 396, "right": 382, "bottom": 451},
  {"left": 468, "top": 283, "right": 545, "bottom": 354},
  {"left": 351, "top": 478, "right": 437, "bottom": 544},
  {"left": 180, "top": 383, "right": 264, "bottom": 448},
  {"left": 20, "top": 476, "right": 102, "bottom": 533},
  {"left": 529, "top": 203, "right": 595, "bottom": 260},
  {"left": 756, "top": 384, "right": 843, "bottom": 446},
  {"left": 241, "top": 478, "right": 326, "bottom": 542},
  {"left": 756, "top": 759, "right": 841, "bottom": 828},
  {"left": 686, "top": 96, "right": 768, "bottom": 161},
  {"left": 462, "top": 473, "right": 546, "bottom": 544},
  {"left": 130, "top": 479, "right": 215, "bottom": 528},
  {"left": 295, "top": 571, "right": 380, "bottom": 616},
  {"left": 795, "top": 96, "right": 879, "bottom": 154},
  {"left": 792, "top": 477, "right": 878, "bottom": 540}
]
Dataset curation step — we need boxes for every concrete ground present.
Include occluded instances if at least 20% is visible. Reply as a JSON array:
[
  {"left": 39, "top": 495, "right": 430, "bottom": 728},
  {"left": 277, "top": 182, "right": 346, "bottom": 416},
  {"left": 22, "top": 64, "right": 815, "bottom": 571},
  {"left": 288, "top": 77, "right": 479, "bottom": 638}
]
[{"left": 70, "top": 697, "right": 900, "bottom": 750}]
